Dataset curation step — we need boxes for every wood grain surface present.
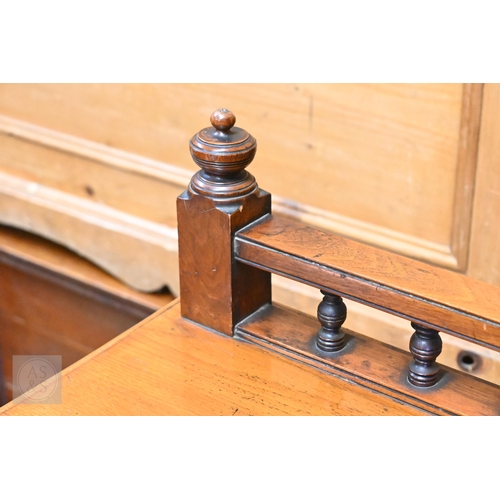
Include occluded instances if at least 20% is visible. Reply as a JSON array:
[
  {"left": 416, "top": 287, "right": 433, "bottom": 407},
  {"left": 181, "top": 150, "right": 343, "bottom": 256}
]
[
  {"left": 0, "top": 300, "right": 427, "bottom": 416},
  {"left": 235, "top": 215, "right": 500, "bottom": 349},
  {"left": 469, "top": 84, "right": 500, "bottom": 286},
  {"left": 0, "top": 224, "right": 173, "bottom": 310},
  {"left": 0, "top": 170, "right": 180, "bottom": 293},
  {"left": 237, "top": 304, "right": 500, "bottom": 416},
  {"left": 0, "top": 84, "right": 474, "bottom": 254},
  {"left": 0, "top": 253, "right": 153, "bottom": 403},
  {"left": 0, "top": 224, "right": 174, "bottom": 403}
]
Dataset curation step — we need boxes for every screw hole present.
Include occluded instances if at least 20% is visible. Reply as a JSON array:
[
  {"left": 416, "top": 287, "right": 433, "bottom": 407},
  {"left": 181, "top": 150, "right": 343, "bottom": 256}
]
[{"left": 457, "top": 351, "right": 481, "bottom": 373}]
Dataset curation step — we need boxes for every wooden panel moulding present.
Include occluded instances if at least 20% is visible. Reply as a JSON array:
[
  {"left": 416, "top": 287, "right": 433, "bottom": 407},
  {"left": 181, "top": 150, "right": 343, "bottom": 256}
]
[
  {"left": 450, "top": 83, "right": 483, "bottom": 270},
  {"left": 0, "top": 112, "right": 459, "bottom": 269},
  {"left": 0, "top": 170, "right": 179, "bottom": 293},
  {"left": 468, "top": 84, "right": 500, "bottom": 285},
  {"left": 0, "top": 83, "right": 483, "bottom": 271},
  {"left": 0, "top": 223, "right": 173, "bottom": 311}
]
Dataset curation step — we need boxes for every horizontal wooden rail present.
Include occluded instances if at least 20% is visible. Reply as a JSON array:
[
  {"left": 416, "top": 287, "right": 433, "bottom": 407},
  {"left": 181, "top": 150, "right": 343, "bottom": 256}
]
[{"left": 235, "top": 214, "right": 500, "bottom": 351}]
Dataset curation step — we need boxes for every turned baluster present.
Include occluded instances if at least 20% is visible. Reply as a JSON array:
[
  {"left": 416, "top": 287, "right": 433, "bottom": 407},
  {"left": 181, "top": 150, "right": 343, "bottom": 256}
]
[
  {"left": 408, "top": 322, "right": 442, "bottom": 387},
  {"left": 316, "top": 291, "right": 347, "bottom": 352}
]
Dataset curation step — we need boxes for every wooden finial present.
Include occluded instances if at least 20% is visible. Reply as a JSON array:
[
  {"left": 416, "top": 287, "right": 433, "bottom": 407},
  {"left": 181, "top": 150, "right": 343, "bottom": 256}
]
[
  {"left": 178, "top": 109, "right": 271, "bottom": 336},
  {"left": 408, "top": 322, "right": 442, "bottom": 387},
  {"left": 210, "top": 108, "right": 236, "bottom": 130},
  {"left": 189, "top": 109, "right": 257, "bottom": 197},
  {"left": 316, "top": 291, "right": 347, "bottom": 352}
]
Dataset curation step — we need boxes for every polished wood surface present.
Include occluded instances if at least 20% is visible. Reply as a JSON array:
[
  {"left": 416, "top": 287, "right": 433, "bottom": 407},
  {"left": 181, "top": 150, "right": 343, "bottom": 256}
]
[
  {"left": 236, "top": 304, "right": 500, "bottom": 416},
  {"left": 236, "top": 215, "right": 500, "bottom": 350},
  {"left": 173, "top": 109, "right": 500, "bottom": 413},
  {"left": 0, "top": 300, "right": 428, "bottom": 416},
  {"left": 177, "top": 110, "right": 271, "bottom": 335}
]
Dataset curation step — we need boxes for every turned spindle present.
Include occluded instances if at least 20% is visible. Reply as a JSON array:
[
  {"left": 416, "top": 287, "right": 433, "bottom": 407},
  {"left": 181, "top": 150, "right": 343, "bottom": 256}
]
[
  {"left": 316, "top": 291, "right": 347, "bottom": 352},
  {"left": 408, "top": 322, "right": 442, "bottom": 387},
  {"left": 177, "top": 109, "right": 271, "bottom": 336}
]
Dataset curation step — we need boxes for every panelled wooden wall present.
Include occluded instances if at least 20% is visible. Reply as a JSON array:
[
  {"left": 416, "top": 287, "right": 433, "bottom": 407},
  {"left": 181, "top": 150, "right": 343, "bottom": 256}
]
[{"left": 0, "top": 84, "right": 499, "bottom": 380}]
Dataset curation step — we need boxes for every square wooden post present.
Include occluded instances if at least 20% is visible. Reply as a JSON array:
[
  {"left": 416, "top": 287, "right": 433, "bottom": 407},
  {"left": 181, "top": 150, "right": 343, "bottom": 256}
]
[{"left": 177, "top": 109, "right": 271, "bottom": 335}]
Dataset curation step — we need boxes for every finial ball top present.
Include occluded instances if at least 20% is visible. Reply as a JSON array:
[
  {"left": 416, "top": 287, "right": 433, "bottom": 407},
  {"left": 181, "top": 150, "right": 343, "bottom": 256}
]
[
  {"left": 189, "top": 108, "right": 256, "bottom": 183},
  {"left": 210, "top": 108, "right": 236, "bottom": 131}
]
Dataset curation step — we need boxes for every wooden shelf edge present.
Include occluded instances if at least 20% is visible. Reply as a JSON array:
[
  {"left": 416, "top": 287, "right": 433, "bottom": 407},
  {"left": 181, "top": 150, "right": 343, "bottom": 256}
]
[
  {"left": 236, "top": 303, "right": 500, "bottom": 416},
  {"left": 0, "top": 299, "right": 180, "bottom": 414}
]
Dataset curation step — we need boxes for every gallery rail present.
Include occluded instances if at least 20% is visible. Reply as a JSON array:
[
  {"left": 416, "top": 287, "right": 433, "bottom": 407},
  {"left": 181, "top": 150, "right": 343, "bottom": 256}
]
[{"left": 176, "top": 108, "right": 500, "bottom": 416}]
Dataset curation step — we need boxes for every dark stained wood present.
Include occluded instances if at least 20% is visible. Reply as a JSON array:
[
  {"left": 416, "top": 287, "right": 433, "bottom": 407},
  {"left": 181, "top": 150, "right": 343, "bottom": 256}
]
[
  {"left": 0, "top": 300, "right": 429, "bottom": 416},
  {"left": 316, "top": 291, "right": 347, "bottom": 352},
  {"left": 235, "top": 215, "right": 500, "bottom": 351},
  {"left": 178, "top": 110, "right": 272, "bottom": 335},
  {"left": 236, "top": 303, "right": 500, "bottom": 416},
  {"left": 189, "top": 108, "right": 258, "bottom": 193},
  {"left": 408, "top": 322, "right": 443, "bottom": 387}
]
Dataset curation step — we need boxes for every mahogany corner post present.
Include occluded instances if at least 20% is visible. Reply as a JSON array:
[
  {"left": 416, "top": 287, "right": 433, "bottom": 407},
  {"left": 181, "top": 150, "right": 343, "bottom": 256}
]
[{"left": 177, "top": 109, "right": 271, "bottom": 336}]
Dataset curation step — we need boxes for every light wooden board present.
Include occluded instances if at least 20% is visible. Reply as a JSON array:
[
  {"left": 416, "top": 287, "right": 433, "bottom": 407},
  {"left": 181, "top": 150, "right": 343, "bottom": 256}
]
[
  {"left": 0, "top": 84, "right": 478, "bottom": 268},
  {"left": 0, "top": 300, "right": 427, "bottom": 416},
  {"left": 468, "top": 84, "right": 500, "bottom": 285}
]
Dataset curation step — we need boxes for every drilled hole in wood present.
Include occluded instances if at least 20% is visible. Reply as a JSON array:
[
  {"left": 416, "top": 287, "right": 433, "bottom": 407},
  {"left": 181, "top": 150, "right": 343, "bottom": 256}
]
[{"left": 457, "top": 351, "right": 481, "bottom": 373}]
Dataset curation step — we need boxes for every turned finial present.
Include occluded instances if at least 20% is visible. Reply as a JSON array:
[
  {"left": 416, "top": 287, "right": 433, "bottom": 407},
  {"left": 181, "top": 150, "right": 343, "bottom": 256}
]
[{"left": 189, "top": 109, "right": 257, "bottom": 194}]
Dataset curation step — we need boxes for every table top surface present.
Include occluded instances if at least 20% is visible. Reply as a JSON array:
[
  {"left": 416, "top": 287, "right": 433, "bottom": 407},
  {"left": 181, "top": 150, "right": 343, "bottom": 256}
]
[{"left": 0, "top": 299, "right": 426, "bottom": 416}]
